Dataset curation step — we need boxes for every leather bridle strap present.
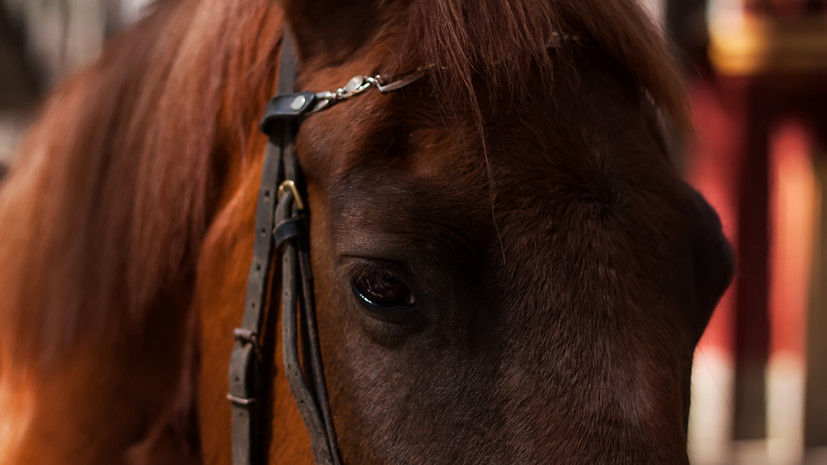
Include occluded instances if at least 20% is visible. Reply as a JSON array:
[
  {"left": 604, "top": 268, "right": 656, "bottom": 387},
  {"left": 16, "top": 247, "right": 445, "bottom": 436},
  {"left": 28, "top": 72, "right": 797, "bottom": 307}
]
[
  {"left": 227, "top": 27, "right": 429, "bottom": 465},
  {"left": 227, "top": 33, "right": 342, "bottom": 465}
]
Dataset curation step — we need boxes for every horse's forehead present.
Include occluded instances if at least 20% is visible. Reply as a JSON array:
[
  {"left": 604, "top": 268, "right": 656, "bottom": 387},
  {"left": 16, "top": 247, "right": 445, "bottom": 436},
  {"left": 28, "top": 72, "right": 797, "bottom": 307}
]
[
  {"left": 296, "top": 59, "right": 678, "bottom": 244},
  {"left": 297, "top": 72, "right": 702, "bottom": 374},
  {"left": 297, "top": 84, "right": 482, "bottom": 182}
]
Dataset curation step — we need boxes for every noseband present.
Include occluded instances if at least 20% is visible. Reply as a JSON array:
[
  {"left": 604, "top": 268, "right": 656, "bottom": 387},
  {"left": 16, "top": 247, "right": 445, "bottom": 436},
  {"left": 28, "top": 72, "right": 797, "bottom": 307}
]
[{"left": 226, "top": 34, "right": 421, "bottom": 465}]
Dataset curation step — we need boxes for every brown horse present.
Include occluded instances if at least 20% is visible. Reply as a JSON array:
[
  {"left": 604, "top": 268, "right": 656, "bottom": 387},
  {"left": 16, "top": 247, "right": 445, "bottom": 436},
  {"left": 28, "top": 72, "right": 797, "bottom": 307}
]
[{"left": 0, "top": 0, "right": 734, "bottom": 464}]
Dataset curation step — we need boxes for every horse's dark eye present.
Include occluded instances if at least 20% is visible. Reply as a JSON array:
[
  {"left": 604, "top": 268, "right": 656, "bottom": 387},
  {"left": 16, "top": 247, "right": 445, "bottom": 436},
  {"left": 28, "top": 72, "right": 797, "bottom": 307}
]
[{"left": 352, "top": 269, "right": 415, "bottom": 308}]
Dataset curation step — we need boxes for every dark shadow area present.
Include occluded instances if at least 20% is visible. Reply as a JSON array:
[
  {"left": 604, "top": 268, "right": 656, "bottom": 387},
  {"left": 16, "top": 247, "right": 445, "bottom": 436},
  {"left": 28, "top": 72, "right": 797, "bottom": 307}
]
[{"left": 0, "top": 4, "right": 41, "bottom": 111}]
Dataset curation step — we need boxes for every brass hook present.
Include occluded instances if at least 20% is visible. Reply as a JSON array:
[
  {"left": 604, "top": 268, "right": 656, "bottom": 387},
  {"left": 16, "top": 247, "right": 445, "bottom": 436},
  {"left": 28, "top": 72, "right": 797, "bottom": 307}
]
[{"left": 277, "top": 180, "right": 305, "bottom": 211}]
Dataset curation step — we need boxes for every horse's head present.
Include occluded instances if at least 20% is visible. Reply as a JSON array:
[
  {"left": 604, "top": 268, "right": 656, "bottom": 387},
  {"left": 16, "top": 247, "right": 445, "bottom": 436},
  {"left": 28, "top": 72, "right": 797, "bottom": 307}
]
[
  {"left": 0, "top": 0, "right": 733, "bottom": 463},
  {"left": 201, "top": 1, "right": 734, "bottom": 464}
]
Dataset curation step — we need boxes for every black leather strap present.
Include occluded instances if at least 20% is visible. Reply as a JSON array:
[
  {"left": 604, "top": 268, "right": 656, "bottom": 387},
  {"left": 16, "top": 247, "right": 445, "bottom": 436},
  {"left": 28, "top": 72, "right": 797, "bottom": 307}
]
[
  {"left": 228, "top": 117, "right": 284, "bottom": 465},
  {"left": 271, "top": 69, "right": 344, "bottom": 465},
  {"left": 277, "top": 192, "right": 337, "bottom": 465},
  {"left": 227, "top": 34, "right": 296, "bottom": 465},
  {"left": 260, "top": 91, "right": 317, "bottom": 135},
  {"left": 228, "top": 31, "right": 343, "bottom": 465},
  {"left": 274, "top": 217, "right": 305, "bottom": 248}
]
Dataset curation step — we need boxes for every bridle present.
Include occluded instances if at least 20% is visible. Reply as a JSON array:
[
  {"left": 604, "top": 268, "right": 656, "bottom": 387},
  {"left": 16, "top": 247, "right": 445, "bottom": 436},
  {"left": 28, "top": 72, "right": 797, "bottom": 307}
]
[
  {"left": 226, "top": 33, "right": 423, "bottom": 465},
  {"left": 226, "top": 28, "right": 579, "bottom": 465}
]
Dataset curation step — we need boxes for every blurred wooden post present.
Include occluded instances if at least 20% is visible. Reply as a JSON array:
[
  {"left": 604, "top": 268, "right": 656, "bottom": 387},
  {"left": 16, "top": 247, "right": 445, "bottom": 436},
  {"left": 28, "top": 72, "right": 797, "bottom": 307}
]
[
  {"left": 768, "top": 120, "right": 814, "bottom": 465},
  {"left": 805, "top": 120, "right": 827, "bottom": 458}
]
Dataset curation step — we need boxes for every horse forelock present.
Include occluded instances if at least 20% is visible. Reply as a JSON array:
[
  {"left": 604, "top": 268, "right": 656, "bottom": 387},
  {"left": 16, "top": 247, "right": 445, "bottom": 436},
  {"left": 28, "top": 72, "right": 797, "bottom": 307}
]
[{"left": 382, "top": 0, "right": 688, "bottom": 132}]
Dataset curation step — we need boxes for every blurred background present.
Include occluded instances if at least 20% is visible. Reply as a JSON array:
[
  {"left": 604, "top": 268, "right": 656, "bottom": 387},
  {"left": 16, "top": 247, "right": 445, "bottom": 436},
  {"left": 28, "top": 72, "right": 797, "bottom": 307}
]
[
  {"left": 0, "top": 0, "right": 149, "bottom": 163},
  {"left": 0, "top": 1, "right": 825, "bottom": 464},
  {"left": 655, "top": 2, "right": 827, "bottom": 465}
]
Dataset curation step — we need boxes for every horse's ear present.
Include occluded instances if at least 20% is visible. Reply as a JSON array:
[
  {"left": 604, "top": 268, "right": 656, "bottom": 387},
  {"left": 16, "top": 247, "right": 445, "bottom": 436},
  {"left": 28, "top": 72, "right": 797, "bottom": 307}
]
[{"left": 280, "top": 0, "right": 386, "bottom": 66}]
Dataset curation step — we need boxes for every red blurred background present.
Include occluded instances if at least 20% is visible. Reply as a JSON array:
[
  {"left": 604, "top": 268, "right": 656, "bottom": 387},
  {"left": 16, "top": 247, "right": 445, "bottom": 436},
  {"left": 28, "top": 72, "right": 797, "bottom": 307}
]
[{"left": 664, "top": 1, "right": 827, "bottom": 464}]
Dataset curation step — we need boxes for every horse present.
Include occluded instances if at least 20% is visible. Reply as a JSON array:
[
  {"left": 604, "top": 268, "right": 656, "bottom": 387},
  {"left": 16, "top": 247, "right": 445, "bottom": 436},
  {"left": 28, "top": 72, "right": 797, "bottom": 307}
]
[{"left": 0, "top": 0, "right": 734, "bottom": 463}]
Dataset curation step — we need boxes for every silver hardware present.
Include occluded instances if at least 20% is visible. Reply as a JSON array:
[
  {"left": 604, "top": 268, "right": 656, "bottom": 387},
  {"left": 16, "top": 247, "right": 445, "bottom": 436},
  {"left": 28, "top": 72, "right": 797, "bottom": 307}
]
[
  {"left": 233, "top": 328, "right": 263, "bottom": 361},
  {"left": 290, "top": 94, "right": 307, "bottom": 111},
  {"left": 375, "top": 71, "right": 425, "bottom": 93},
  {"left": 308, "top": 72, "right": 422, "bottom": 114},
  {"left": 345, "top": 76, "right": 366, "bottom": 93},
  {"left": 234, "top": 328, "right": 257, "bottom": 343}
]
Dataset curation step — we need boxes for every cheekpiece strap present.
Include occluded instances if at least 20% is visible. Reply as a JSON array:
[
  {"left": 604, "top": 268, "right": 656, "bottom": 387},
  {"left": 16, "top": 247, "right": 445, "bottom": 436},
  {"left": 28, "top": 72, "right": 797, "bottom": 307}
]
[{"left": 228, "top": 30, "right": 343, "bottom": 465}]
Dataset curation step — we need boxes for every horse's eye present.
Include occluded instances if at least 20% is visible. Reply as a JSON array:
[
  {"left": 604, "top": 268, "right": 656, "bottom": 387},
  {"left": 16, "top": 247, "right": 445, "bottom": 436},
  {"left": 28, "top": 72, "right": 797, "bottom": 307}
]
[{"left": 352, "top": 269, "right": 415, "bottom": 308}]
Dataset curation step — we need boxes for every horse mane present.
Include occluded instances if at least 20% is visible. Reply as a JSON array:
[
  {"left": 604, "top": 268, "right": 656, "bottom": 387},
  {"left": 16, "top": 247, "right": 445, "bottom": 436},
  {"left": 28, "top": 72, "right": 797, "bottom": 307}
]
[
  {"left": 0, "top": 0, "right": 283, "bottom": 363},
  {"left": 0, "top": 0, "right": 685, "bottom": 366}
]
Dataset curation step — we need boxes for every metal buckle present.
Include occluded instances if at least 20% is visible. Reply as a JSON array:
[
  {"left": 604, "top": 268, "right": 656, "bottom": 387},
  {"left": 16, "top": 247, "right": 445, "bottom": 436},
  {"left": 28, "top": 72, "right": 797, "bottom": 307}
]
[
  {"left": 234, "top": 328, "right": 264, "bottom": 361},
  {"left": 227, "top": 329, "right": 262, "bottom": 406},
  {"left": 277, "top": 180, "right": 305, "bottom": 210},
  {"left": 226, "top": 393, "right": 257, "bottom": 406},
  {"left": 233, "top": 328, "right": 258, "bottom": 343}
]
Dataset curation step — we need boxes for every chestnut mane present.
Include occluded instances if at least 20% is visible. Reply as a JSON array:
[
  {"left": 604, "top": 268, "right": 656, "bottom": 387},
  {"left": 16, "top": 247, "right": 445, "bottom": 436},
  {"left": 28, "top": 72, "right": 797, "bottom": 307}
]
[{"left": 0, "top": 0, "right": 684, "bottom": 365}]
